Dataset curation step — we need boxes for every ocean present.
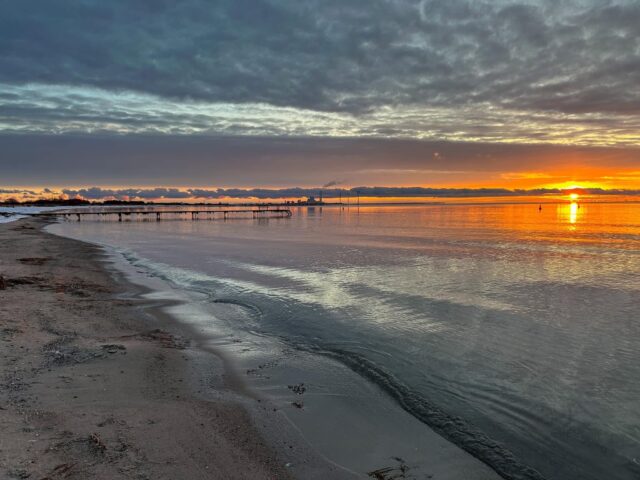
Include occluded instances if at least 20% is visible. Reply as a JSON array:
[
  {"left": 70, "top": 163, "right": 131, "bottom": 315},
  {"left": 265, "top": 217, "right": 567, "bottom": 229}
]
[{"left": 49, "top": 201, "right": 640, "bottom": 479}]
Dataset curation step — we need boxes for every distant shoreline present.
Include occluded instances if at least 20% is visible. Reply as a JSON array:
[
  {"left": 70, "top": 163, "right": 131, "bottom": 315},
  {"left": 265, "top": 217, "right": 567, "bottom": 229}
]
[{"left": 4, "top": 196, "right": 640, "bottom": 210}]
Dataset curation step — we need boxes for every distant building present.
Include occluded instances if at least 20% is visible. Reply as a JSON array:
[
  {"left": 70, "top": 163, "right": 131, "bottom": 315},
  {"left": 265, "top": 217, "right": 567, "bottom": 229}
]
[{"left": 295, "top": 195, "right": 325, "bottom": 205}]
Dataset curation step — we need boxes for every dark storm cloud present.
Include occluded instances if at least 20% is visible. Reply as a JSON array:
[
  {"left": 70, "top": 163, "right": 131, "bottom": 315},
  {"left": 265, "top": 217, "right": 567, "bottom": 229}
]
[{"left": 1, "top": 0, "right": 639, "bottom": 116}]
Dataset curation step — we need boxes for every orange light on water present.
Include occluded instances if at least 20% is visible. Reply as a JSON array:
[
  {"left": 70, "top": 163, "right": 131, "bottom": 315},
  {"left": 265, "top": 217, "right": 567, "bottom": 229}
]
[{"left": 569, "top": 202, "right": 579, "bottom": 224}]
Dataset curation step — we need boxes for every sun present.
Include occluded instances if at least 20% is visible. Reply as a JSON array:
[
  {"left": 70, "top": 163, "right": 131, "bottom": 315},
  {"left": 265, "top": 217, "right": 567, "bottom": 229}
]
[{"left": 569, "top": 193, "right": 579, "bottom": 201}]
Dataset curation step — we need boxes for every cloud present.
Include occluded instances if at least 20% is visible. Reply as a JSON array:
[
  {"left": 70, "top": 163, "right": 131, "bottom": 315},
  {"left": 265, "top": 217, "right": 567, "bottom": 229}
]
[
  {"left": 2, "top": 133, "right": 639, "bottom": 188},
  {"left": 1, "top": 83, "right": 638, "bottom": 146},
  {"left": 1, "top": 1, "right": 639, "bottom": 145},
  {"left": 60, "top": 185, "right": 640, "bottom": 201},
  {"left": 500, "top": 172, "right": 554, "bottom": 180},
  {"left": 62, "top": 187, "right": 193, "bottom": 200},
  {"left": 0, "top": 188, "right": 38, "bottom": 195}
]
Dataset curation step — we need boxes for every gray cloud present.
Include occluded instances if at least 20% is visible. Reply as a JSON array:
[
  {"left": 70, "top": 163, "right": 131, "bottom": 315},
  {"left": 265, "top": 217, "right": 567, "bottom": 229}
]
[
  {"left": 3, "top": 133, "right": 639, "bottom": 187},
  {"left": 1, "top": 0, "right": 639, "bottom": 119},
  {"left": 62, "top": 187, "right": 192, "bottom": 200},
  {"left": 1, "top": 83, "right": 638, "bottom": 146},
  {"left": 60, "top": 185, "right": 640, "bottom": 201},
  {"left": 2, "top": 1, "right": 639, "bottom": 187}
]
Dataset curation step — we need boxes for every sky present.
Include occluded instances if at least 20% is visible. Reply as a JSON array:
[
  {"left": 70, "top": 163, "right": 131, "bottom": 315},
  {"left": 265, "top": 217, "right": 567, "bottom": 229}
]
[{"left": 1, "top": 0, "right": 639, "bottom": 201}]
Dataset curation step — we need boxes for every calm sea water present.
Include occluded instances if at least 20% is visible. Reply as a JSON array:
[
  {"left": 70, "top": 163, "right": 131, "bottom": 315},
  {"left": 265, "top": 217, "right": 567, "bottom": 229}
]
[{"left": 51, "top": 202, "right": 640, "bottom": 479}]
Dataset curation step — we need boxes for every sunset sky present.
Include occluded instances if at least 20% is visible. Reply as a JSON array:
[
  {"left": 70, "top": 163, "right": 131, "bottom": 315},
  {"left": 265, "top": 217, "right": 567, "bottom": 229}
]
[{"left": 1, "top": 1, "right": 639, "bottom": 201}]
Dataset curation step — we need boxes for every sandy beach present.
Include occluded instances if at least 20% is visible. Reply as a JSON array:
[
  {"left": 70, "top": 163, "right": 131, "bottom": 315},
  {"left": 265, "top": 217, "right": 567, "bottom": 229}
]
[{"left": 0, "top": 218, "right": 297, "bottom": 479}]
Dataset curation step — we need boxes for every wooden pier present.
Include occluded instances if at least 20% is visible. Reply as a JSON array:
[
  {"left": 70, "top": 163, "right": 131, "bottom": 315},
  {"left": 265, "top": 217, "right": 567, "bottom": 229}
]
[{"left": 29, "top": 208, "right": 293, "bottom": 222}]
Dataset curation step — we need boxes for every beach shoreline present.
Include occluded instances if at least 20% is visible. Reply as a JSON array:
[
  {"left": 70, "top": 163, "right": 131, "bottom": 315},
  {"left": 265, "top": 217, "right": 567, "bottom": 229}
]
[
  {"left": 1, "top": 217, "right": 504, "bottom": 480},
  {"left": 0, "top": 217, "right": 303, "bottom": 479}
]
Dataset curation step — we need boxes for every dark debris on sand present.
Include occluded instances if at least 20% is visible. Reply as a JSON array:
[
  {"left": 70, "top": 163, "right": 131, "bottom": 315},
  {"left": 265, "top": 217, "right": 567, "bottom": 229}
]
[
  {"left": 367, "top": 457, "right": 414, "bottom": 480},
  {"left": 287, "top": 383, "right": 306, "bottom": 395}
]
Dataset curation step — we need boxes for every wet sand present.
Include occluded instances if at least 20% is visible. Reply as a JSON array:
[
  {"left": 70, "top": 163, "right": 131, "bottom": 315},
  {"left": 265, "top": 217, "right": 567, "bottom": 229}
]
[
  {"left": 0, "top": 218, "right": 294, "bottom": 479},
  {"left": 1, "top": 217, "right": 503, "bottom": 479}
]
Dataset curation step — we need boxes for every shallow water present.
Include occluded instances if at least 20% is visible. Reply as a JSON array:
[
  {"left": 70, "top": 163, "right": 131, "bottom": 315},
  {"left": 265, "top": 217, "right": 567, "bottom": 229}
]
[{"left": 50, "top": 202, "right": 640, "bottom": 480}]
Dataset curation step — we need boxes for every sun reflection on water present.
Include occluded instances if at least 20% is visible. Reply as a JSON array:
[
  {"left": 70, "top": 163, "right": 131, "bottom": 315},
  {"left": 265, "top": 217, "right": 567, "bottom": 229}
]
[
  {"left": 556, "top": 200, "right": 583, "bottom": 230},
  {"left": 569, "top": 202, "right": 579, "bottom": 224}
]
